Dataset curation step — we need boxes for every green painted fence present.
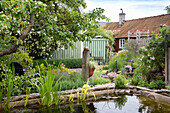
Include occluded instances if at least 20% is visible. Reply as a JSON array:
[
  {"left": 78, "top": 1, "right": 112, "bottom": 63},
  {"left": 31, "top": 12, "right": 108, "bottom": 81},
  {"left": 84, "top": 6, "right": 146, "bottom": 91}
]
[
  {"left": 52, "top": 41, "right": 83, "bottom": 59},
  {"left": 52, "top": 38, "right": 109, "bottom": 63}
]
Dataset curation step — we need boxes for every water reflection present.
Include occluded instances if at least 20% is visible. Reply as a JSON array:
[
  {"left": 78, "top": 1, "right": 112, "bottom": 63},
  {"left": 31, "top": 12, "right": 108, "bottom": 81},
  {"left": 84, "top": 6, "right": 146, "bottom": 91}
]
[
  {"left": 137, "top": 96, "right": 170, "bottom": 113},
  {"left": 10, "top": 94, "right": 170, "bottom": 113}
]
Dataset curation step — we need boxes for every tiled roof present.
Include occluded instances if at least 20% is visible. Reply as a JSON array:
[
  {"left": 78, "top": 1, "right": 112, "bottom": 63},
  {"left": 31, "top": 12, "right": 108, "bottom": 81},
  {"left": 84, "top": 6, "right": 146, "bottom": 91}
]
[{"left": 104, "top": 14, "right": 170, "bottom": 38}]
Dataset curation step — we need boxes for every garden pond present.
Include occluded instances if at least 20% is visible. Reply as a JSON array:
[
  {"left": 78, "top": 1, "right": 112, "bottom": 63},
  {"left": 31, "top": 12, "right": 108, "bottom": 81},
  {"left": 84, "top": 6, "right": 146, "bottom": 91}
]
[{"left": 10, "top": 94, "right": 170, "bottom": 113}]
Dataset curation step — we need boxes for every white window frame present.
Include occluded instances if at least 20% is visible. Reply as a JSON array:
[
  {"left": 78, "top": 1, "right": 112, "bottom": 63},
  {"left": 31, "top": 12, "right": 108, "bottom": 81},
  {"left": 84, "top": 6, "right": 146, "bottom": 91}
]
[{"left": 119, "top": 39, "right": 125, "bottom": 49}]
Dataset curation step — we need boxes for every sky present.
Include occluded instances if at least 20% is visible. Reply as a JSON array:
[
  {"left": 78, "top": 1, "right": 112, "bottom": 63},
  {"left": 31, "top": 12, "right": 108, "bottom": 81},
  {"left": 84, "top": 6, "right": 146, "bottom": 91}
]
[{"left": 84, "top": 0, "right": 170, "bottom": 22}]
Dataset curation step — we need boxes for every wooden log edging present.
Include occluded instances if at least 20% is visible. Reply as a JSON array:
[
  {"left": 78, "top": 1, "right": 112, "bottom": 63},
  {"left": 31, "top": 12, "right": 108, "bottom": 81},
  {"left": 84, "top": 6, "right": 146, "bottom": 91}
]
[
  {"left": 140, "top": 90, "right": 170, "bottom": 104},
  {"left": 1, "top": 84, "right": 170, "bottom": 108}
]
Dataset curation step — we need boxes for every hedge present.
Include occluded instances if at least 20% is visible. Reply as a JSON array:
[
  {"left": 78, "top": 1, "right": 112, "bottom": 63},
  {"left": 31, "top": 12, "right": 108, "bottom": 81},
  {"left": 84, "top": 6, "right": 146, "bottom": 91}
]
[{"left": 33, "top": 58, "right": 82, "bottom": 68}]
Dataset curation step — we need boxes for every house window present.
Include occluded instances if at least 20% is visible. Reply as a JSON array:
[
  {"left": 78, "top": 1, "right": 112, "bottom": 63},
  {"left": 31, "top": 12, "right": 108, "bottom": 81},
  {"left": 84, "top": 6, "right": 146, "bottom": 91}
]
[{"left": 119, "top": 39, "right": 125, "bottom": 49}]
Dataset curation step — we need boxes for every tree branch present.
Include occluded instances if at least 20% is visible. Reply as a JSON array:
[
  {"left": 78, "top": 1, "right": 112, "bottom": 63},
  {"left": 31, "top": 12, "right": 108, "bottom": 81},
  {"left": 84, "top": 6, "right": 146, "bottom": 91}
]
[{"left": 0, "top": 14, "right": 35, "bottom": 57}]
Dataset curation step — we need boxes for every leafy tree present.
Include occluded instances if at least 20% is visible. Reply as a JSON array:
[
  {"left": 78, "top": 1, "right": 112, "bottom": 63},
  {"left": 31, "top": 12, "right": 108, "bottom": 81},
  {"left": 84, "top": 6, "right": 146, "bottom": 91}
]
[
  {"left": 84, "top": 26, "right": 114, "bottom": 46},
  {"left": 165, "top": 5, "right": 170, "bottom": 14},
  {"left": 0, "top": 0, "right": 109, "bottom": 59}
]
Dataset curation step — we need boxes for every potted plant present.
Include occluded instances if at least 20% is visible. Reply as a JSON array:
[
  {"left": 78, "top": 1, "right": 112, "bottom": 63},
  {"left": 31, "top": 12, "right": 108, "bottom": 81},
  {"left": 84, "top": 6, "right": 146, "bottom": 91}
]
[{"left": 89, "top": 61, "right": 97, "bottom": 77}]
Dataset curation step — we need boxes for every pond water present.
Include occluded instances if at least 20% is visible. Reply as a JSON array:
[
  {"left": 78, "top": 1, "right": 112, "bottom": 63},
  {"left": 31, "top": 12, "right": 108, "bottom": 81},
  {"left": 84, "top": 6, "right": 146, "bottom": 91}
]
[{"left": 11, "top": 94, "right": 170, "bottom": 113}]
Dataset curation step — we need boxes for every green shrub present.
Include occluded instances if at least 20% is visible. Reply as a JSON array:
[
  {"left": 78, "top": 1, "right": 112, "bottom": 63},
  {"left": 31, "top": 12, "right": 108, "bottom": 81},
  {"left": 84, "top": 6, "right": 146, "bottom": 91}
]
[
  {"left": 103, "top": 65, "right": 109, "bottom": 70},
  {"left": 0, "top": 73, "right": 38, "bottom": 96},
  {"left": 52, "top": 63, "right": 85, "bottom": 91},
  {"left": 90, "top": 57, "right": 94, "bottom": 61},
  {"left": 89, "top": 76, "right": 111, "bottom": 86},
  {"left": 148, "top": 81, "right": 157, "bottom": 89},
  {"left": 109, "top": 50, "right": 128, "bottom": 71},
  {"left": 155, "top": 80, "right": 164, "bottom": 89},
  {"left": 130, "top": 75, "right": 141, "bottom": 86},
  {"left": 148, "top": 80, "right": 165, "bottom": 89},
  {"left": 114, "top": 75, "right": 127, "bottom": 89},
  {"left": 168, "top": 85, "right": 170, "bottom": 90},
  {"left": 130, "top": 75, "right": 148, "bottom": 87},
  {"left": 33, "top": 58, "right": 82, "bottom": 68}
]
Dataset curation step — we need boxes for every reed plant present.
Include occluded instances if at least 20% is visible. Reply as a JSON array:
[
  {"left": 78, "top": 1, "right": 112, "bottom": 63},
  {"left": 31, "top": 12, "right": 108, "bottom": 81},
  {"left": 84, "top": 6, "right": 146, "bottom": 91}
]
[
  {"left": 36, "top": 61, "right": 62, "bottom": 107},
  {"left": 24, "top": 87, "right": 31, "bottom": 107},
  {"left": 0, "top": 63, "right": 15, "bottom": 111},
  {"left": 80, "top": 79, "right": 96, "bottom": 102}
]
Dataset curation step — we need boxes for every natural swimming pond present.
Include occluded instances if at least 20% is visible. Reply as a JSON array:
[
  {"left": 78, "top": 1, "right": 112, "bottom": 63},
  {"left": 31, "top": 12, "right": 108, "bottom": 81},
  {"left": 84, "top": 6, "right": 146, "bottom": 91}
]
[{"left": 11, "top": 94, "right": 170, "bottom": 113}]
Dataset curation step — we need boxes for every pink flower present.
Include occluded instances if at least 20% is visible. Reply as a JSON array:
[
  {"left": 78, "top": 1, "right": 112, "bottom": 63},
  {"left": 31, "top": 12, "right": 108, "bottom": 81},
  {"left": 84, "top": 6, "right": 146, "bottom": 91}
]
[
  {"left": 151, "top": 56, "right": 155, "bottom": 60},
  {"left": 48, "top": 64, "right": 51, "bottom": 66},
  {"left": 143, "top": 63, "right": 145, "bottom": 66}
]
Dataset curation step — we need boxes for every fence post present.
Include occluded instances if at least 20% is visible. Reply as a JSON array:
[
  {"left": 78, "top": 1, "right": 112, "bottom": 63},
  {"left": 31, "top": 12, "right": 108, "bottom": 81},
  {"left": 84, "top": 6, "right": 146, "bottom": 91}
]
[
  {"left": 165, "top": 45, "right": 170, "bottom": 85},
  {"left": 82, "top": 47, "right": 90, "bottom": 82}
]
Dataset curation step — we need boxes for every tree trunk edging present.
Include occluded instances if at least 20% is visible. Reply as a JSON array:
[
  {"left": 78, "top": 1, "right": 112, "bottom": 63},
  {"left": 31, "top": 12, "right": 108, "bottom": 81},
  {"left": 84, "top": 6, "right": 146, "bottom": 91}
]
[{"left": 1, "top": 84, "right": 170, "bottom": 108}]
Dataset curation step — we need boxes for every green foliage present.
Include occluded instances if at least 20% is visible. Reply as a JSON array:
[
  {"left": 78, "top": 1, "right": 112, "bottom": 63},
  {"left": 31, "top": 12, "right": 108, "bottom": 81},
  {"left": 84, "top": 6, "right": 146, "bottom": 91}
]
[
  {"left": 0, "top": 51, "right": 33, "bottom": 69},
  {"left": 114, "top": 75, "right": 127, "bottom": 89},
  {"left": 130, "top": 75, "right": 148, "bottom": 87},
  {"left": 148, "top": 81, "right": 157, "bottom": 89},
  {"left": 148, "top": 80, "right": 165, "bottom": 89},
  {"left": 124, "top": 39, "right": 139, "bottom": 57},
  {"left": 85, "top": 26, "right": 114, "bottom": 47},
  {"left": 36, "top": 61, "right": 62, "bottom": 107},
  {"left": 155, "top": 80, "right": 165, "bottom": 89},
  {"left": 89, "top": 76, "right": 111, "bottom": 86},
  {"left": 0, "top": 0, "right": 109, "bottom": 58},
  {"left": 33, "top": 58, "right": 82, "bottom": 68},
  {"left": 109, "top": 50, "right": 128, "bottom": 71},
  {"left": 80, "top": 79, "right": 96, "bottom": 102},
  {"left": 24, "top": 87, "right": 31, "bottom": 107},
  {"left": 168, "top": 85, "right": 170, "bottom": 90},
  {"left": 53, "top": 64, "right": 85, "bottom": 91},
  {"left": 89, "top": 61, "right": 98, "bottom": 69},
  {"left": 89, "top": 57, "right": 94, "bottom": 61},
  {"left": 134, "top": 26, "right": 170, "bottom": 81},
  {"left": 102, "top": 65, "right": 109, "bottom": 70},
  {"left": 35, "top": 63, "right": 46, "bottom": 75},
  {"left": 0, "top": 73, "right": 39, "bottom": 96},
  {"left": 165, "top": 5, "right": 170, "bottom": 14}
]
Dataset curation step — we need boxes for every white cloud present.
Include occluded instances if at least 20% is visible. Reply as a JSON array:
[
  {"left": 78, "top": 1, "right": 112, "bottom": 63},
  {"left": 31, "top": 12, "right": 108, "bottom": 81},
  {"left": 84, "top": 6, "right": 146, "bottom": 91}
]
[{"left": 84, "top": 0, "right": 169, "bottom": 22}]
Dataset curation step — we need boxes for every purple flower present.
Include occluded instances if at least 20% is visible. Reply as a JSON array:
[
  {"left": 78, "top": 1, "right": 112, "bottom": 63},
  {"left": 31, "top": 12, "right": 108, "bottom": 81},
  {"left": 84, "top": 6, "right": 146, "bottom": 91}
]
[
  {"left": 131, "top": 60, "right": 134, "bottom": 63},
  {"left": 127, "top": 60, "right": 131, "bottom": 62}
]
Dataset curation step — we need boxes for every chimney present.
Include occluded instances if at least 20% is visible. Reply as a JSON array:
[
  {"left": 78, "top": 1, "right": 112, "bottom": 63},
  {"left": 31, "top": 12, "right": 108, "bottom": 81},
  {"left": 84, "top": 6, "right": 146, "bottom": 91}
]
[{"left": 119, "top": 8, "right": 125, "bottom": 26}]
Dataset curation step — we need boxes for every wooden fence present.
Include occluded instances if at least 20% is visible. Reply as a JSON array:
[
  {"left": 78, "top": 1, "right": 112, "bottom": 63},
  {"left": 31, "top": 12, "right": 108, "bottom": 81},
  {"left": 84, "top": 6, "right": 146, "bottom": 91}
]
[{"left": 52, "top": 38, "right": 109, "bottom": 63}]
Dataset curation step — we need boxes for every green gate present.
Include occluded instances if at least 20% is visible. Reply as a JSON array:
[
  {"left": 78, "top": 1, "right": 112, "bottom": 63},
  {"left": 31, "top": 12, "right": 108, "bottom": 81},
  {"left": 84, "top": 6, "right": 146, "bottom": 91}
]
[{"left": 84, "top": 38, "right": 109, "bottom": 63}]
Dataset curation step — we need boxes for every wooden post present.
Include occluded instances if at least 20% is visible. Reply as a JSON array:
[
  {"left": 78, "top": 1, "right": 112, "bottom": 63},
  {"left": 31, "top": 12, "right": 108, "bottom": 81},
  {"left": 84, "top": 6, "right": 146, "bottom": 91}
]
[
  {"left": 82, "top": 47, "right": 90, "bottom": 82},
  {"left": 165, "top": 45, "right": 170, "bottom": 85}
]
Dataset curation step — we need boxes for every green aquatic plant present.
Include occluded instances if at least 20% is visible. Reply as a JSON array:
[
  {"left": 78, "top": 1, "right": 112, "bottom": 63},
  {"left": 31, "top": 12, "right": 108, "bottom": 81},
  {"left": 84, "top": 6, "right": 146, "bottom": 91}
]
[
  {"left": 80, "top": 79, "right": 96, "bottom": 102},
  {"left": 24, "top": 88, "right": 31, "bottom": 107},
  {"left": 36, "top": 61, "right": 62, "bottom": 107}
]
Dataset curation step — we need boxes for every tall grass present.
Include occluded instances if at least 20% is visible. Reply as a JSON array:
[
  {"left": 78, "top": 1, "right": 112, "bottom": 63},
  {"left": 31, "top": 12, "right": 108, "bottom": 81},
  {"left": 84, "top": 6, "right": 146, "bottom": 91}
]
[
  {"left": 36, "top": 61, "right": 62, "bottom": 107},
  {"left": 0, "top": 63, "right": 15, "bottom": 111},
  {"left": 80, "top": 79, "right": 96, "bottom": 102}
]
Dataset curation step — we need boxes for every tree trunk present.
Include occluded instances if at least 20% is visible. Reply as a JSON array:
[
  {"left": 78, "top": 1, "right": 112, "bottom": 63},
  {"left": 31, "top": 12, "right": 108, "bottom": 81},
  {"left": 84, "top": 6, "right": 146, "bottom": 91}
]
[{"left": 0, "top": 14, "right": 35, "bottom": 57}]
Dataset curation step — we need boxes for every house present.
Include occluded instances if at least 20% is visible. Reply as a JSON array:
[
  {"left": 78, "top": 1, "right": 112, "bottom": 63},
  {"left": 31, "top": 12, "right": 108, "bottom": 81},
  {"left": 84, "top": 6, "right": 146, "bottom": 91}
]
[{"left": 105, "top": 12, "right": 170, "bottom": 52}]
